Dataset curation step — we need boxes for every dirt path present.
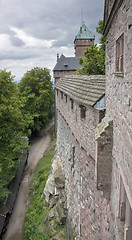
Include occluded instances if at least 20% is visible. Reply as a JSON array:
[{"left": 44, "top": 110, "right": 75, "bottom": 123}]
[{"left": 3, "top": 122, "right": 53, "bottom": 240}]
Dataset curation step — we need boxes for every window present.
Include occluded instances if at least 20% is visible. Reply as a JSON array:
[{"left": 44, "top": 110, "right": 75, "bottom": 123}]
[
  {"left": 116, "top": 34, "right": 124, "bottom": 72},
  {"left": 70, "top": 98, "right": 74, "bottom": 110},
  {"left": 65, "top": 94, "right": 67, "bottom": 103},
  {"left": 119, "top": 174, "right": 132, "bottom": 240},
  {"left": 80, "top": 105, "right": 86, "bottom": 119},
  {"left": 60, "top": 91, "right": 63, "bottom": 99},
  {"left": 71, "top": 146, "right": 75, "bottom": 169}
]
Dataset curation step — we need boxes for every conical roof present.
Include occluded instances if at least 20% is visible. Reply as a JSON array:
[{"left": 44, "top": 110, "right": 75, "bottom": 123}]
[{"left": 75, "top": 23, "right": 95, "bottom": 40}]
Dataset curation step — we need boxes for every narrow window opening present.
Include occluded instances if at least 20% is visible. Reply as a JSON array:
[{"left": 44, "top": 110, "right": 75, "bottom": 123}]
[
  {"left": 116, "top": 34, "right": 124, "bottom": 72},
  {"left": 71, "top": 146, "right": 75, "bottom": 169},
  {"left": 119, "top": 176, "right": 126, "bottom": 221},
  {"left": 65, "top": 94, "right": 67, "bottom": 103},
  {"left": 80, "top": 105, "right": 86, "bottom": 119},
  {"left": 60, "top": 91, "right": 63, "bottom": 99},
  {"left": 70, "top": 98, "right": 74, "bottom": 110}
]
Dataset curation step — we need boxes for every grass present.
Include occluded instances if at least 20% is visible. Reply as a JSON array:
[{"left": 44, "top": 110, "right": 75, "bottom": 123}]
[{"left": 23, "top": 125, "right": 67, "bottom": 240}]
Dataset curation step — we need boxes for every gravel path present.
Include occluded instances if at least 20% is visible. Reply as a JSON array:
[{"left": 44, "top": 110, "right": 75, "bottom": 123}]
[{"left": 3, "top": 123, "right": 52, "bottom": 240}]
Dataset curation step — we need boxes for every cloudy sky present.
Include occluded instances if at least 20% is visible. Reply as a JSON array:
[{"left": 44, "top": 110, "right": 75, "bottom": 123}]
[{"left": 0, "top": 0, "right": 104, "bottom": 81}]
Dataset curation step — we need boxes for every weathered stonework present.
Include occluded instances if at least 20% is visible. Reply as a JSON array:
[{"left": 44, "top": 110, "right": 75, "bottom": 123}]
[
  {"left": 74, "top": 39, "right": 94, "bottom": 57},
  {"left": 51, "top": 1, "right": 132, "bottom": 239},
  {"left": 55, "top": 73, "right": 114, "bottom": 239},
  {"left": 56, "top": 110, "right": 112, "bottom": 239},
  {"left": 103, "top": 0, "right": 132, "bottom": 239},
  {"left": 54, "top": 70, "right": 77, "bottom": 85}
]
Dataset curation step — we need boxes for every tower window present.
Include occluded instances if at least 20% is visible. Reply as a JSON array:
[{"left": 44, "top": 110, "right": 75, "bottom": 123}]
[{"left": 116, "top": 34, "right": 124, "bottom": 72}]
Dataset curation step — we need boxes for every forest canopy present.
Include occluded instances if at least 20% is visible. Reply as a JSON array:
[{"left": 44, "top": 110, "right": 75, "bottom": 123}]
[
  {"left": 0, "top": 70, "right": 28, "bottom": 200},
  {"left": 0, "top": 67, "right": 54, "bottom": 201},
  {"left": 18, "top": 67, "right": 54, "bottom": 135}
]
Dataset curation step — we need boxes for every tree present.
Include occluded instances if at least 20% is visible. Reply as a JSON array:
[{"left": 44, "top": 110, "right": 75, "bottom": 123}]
[
  {"left": 77, "top": 20, "right": 105, "bottom": 75},
  {"left": 96, "top": 20, "right": 106, "bottom": 74},
  {"left": 0, "top": 70, "right": 28, "bottom": 201},
  {"left": 18, "top": 67, "right": 54, "bottom": 134}
]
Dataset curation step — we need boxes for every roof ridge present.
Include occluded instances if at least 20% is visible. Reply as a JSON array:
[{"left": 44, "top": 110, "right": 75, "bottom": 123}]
[
  {"left": 75, "top": 23, "right": 95, "bottom": 40},
  {"left": 56, "top": 75, "right": 105, "bottom": 107}
]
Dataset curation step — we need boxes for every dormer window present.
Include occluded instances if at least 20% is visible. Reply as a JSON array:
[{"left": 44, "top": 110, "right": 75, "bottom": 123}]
[
  {"left": 64, "top": 63, "right": 68, "bottom": 67},
  {"left": 116, "top": 34, "right": 124, "bottom": 72}
]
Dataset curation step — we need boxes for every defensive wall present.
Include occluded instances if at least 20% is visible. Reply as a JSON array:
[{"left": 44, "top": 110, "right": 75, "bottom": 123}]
[
  {"left": 103, "top": 0, "right": 132, "bottom": 239},
  {"left": 55, "top": 75, "right": 114, "bottom": 239}
]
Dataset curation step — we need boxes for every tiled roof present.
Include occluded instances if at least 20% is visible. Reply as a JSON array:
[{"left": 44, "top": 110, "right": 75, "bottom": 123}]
[
  {"left": 75, "top": 23, "right": 95, "bottom": 40},
  {"left": 55, "top": 75, "right": 105, "bottom": 106},
  {"left": 53, "top": 54, "right": 81, "bottom": 71}
]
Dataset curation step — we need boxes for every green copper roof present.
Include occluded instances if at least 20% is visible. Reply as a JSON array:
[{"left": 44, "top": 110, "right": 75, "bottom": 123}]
[{"left": 75, "top": 23, "right": 95, "bottom": 40}]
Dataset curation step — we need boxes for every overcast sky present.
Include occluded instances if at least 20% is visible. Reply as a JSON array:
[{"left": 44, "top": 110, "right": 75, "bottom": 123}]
[{"left": 0, "top": 0, "right": 104, "bottom": 81}]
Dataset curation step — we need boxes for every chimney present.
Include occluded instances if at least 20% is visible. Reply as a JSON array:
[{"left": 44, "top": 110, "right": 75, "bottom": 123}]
[
  {"left": 57, "top": 53, "right": 59, "bottom": 62},
  {"left": 80, "top": 26, "right": 82, "bottom": 34}
]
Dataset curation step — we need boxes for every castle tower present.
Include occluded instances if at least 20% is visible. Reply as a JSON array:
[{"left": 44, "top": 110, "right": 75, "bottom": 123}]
[{"left": 74, "top": 22, "right": 95, "bottom": 57}]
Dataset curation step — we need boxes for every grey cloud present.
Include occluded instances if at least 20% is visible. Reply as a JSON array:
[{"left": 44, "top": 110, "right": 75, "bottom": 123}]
[
  {"left": 9, "top": 33, "right": 25, "bottom": 47},
  {"left": 0, "top": 0, "right": 104, "bottom": 79},
  {"left": 0, "top": 51, "right": 38, "bottom": 61}
]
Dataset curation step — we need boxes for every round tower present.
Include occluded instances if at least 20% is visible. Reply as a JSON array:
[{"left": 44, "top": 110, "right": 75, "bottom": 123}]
[{"left": 74, "top": 23, "right": 95, "bottom": 57}]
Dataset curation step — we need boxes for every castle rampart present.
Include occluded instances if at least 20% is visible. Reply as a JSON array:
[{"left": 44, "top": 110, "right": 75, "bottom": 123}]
[
  {"left": 103, "top": 0, "right": 132, "bottom": 239},
  {"left": 55, "top": 75, "right": 114, "bottom": 239}
]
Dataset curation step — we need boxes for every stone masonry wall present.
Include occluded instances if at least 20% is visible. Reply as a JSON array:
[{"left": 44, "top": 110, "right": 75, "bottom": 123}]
[
  {"left": 56, "top": 103, "right": 114, "bottom": 239},
  {"left": 54, "top": 71, "right": 77, "bottom": 84},
  {"left": 105, "top": 0, "right": 132, "bottom": 239},
  {"left": 74, "top": 39, "right": 94, "bottom": 57},
  {"left": 56, "top": 110, "right": 114, "bottom": 239},
  {"left": 56, "top": 90, "right": 99, "bottom": 159}
]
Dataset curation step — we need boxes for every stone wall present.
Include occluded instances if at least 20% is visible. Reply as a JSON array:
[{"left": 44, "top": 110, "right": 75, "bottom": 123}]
[
  {"left": 105, "top": 0, "right": 132, "bottom": 238},
  {"left": 56, "top": 90, "right": 100, "bottom": 159},
  {"left": 56, "top": 107, "right": 113, "bottom": 239},
  {"left": 54, "top": 71, "right": 77, "bottom": 84},
  {"left": 74, "top": 39, "right": 94, "bottom": 57}
]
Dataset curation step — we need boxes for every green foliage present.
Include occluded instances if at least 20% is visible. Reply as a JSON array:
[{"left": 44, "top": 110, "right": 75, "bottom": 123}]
[
  {"left": 24, "top": 133, "right": 66, "bottom": 239},
  {"left": 78, "top": 44, "right": 102, "bottom": 75},
  {"left": 18, "top": 67, "right": 54, "bottom": 134},
  {"left": 24, "top": 153, "right": 52, "bottom": 240},
  {"left": 24, "top": 135, "right": 59, "bottom": 240},
  {"left": 0, "top": 70, "right": 28, "bottom": 201},
  {"left": 77, "top": 20, "right": 106, "bottom": 75},
  {"left": 96, "top": 20, "right": 106, "bottom": 74}
]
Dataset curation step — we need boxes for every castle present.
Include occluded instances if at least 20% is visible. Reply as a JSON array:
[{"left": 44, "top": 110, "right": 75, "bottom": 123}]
[
  {"left": 52, "top": 0, "right": 132, "bottom": 239},
  {"left": 53, "top": 23, "right": 95, "bottom": 84}
]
